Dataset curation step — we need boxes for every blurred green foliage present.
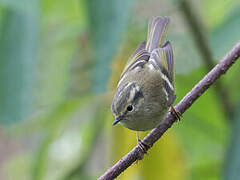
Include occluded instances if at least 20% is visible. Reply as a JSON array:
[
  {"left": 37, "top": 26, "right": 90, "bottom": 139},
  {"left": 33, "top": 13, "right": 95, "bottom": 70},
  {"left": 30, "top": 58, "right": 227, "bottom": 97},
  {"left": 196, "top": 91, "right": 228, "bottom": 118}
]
[
  {"left": 87, "top": 0, "right": 134, "bottom": 93},
  {"left": 0, "top": 0, "right": 38, "bottom": 124},
  {"left": 0, "top": 0, "right": 240, "bottom": 180},
  {"left": 224, "top": 104, "right": 240, "bottom": 180}
]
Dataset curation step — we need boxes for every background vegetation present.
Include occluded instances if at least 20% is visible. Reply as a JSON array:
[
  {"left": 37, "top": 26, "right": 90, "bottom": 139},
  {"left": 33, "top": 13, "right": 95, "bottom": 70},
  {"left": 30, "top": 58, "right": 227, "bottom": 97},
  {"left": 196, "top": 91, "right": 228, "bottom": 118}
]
[{"left": 0, "top": 0, "right": 240, "bottom": 179}]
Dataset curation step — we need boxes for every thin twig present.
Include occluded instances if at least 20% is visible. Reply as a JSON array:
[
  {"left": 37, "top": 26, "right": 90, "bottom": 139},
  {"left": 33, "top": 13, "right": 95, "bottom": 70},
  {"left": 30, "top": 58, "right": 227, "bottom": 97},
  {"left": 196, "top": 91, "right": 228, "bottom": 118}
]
[
  {"left": 179, "top": 0, "right": 233, "bottom": 118},
  {"left": 98, "top": 42, "right": 240, "bottom": 180}
]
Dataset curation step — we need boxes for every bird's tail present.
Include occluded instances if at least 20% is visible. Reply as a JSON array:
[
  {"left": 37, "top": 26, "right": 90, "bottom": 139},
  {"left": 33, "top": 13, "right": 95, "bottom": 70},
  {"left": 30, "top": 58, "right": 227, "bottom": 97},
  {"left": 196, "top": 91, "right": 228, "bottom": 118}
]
[{"left": 146, "top": 17, "right": 170, "bottom": 52}]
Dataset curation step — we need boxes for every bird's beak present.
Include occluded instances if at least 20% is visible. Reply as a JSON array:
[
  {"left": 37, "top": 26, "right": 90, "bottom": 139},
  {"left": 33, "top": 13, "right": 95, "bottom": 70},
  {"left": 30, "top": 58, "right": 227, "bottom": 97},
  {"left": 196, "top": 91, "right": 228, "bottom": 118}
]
[{"left": 112, "top": 116, "right": 122, "bottom": 126}]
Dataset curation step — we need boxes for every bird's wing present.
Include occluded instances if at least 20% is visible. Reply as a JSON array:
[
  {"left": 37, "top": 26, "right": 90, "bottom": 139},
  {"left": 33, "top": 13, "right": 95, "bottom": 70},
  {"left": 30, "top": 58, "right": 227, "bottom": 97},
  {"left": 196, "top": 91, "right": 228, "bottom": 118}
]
[
  {"left": 148, "top": 41, "right": 174, "bottom": 83},
  {"left": 120, "top": 47, "right": 150, "bottom": 79},
  {"left": 125, "top": 41, "right": 146, "bottom": 66}
]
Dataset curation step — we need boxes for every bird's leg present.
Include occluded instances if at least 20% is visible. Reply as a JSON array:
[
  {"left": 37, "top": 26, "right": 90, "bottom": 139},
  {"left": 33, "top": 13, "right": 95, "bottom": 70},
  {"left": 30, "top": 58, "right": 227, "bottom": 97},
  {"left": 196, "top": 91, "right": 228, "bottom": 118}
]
[
  {"left": 170, "top": 106, "right": 182, "bottom": 121},
  {"left": 136, "top": 131, "right": 150, "bottom": 154}
]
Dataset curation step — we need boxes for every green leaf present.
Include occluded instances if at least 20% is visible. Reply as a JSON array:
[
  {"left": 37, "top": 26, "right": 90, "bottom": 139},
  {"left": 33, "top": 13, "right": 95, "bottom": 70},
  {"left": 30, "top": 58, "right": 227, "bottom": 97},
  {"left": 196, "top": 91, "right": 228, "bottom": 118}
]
[
  {"left": 37, "top": 0, "right": 85, "bottom": 108},
  {"left": 61, "top": 103, "right": 108, "bottom": 180},
  {"left": 175, "top": 67, "right": 228, "bottom": 179},
  {"left": 3, "top": 153, "right": 33, "bottom": 180},
  {"left": 86, "top": 0, "right": 135, "bottom": 93},
  {"left": 224, "top": 104, "right": 240, "bottom": 180},
  {"left": 203, "top": 0, "right": 238, "bottom": 29},
  {"left": 0, "top": 0, "right": 39, "bottom": 125},
  {"left": 169, "top": 29, "right": 203, "bottom": 74},
  {"left": 32, "top": 96, "right": 93, "bottom": 180},
  {"left": 209, "top": 8, "right": 240, "bottom": 60}
]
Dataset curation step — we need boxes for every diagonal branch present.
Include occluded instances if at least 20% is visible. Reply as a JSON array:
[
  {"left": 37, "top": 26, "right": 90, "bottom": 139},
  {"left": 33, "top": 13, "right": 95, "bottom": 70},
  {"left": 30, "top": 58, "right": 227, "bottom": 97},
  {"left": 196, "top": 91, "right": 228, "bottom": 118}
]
[
  {"left": 179, "top": 0, "right": 234, "bottom": 118},
  {"left": 98, "top": 41, "right": 240, "bottom": 180}
]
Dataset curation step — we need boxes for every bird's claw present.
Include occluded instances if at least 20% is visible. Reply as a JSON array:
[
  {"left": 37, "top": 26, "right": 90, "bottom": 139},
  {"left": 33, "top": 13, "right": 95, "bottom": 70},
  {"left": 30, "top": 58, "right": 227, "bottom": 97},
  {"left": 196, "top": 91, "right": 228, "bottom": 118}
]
[{"left": 170, "top": 106, "right": 182, "bottom": 121}]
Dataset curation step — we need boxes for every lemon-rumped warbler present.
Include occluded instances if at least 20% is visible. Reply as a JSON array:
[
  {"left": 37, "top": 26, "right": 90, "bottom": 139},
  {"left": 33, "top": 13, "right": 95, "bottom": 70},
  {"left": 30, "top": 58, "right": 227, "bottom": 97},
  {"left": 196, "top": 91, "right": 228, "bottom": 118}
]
[{"left": 111, "top": 17, "right": 180, "bottom": 148}]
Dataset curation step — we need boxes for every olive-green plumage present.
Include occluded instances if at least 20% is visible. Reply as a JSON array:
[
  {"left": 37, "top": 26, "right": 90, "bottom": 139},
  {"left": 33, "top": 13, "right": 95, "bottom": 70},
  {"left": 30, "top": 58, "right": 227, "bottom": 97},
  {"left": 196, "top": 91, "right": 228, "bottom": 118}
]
[{"left": 111, "top": 16, "right": 176, "bottom": 131}]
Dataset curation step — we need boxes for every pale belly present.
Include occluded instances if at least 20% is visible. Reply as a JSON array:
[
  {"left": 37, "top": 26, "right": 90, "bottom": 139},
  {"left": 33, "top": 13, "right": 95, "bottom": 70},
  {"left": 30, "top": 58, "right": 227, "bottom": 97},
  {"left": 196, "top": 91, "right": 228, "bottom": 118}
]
[{"left": 119, "top": 108, "right": 169, "bottom": 131}]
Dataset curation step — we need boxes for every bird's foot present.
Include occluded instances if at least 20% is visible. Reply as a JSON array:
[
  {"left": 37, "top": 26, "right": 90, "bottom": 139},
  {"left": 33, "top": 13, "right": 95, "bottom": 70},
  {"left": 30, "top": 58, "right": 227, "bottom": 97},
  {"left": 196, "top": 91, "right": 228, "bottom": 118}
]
[
  {"left": 137, "top": 138, "right": 151, "bottom": 160},
  {"left": 170, "top": 106, "right": 182, "bottom": 121}
]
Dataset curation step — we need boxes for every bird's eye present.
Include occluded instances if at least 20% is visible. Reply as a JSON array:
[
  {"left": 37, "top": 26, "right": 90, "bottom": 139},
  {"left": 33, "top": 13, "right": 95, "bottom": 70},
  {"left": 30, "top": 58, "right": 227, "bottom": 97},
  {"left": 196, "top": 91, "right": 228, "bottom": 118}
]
[{"left": 127, "top": 105, "right": 133, "bottom": 112}]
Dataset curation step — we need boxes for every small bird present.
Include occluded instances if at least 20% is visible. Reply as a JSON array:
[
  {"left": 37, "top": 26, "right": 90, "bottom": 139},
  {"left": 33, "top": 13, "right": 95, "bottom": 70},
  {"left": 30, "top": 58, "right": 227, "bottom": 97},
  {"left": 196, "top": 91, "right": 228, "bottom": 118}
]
[{"left": 111, "top": 17, "right": 179, "bottom": 149}]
